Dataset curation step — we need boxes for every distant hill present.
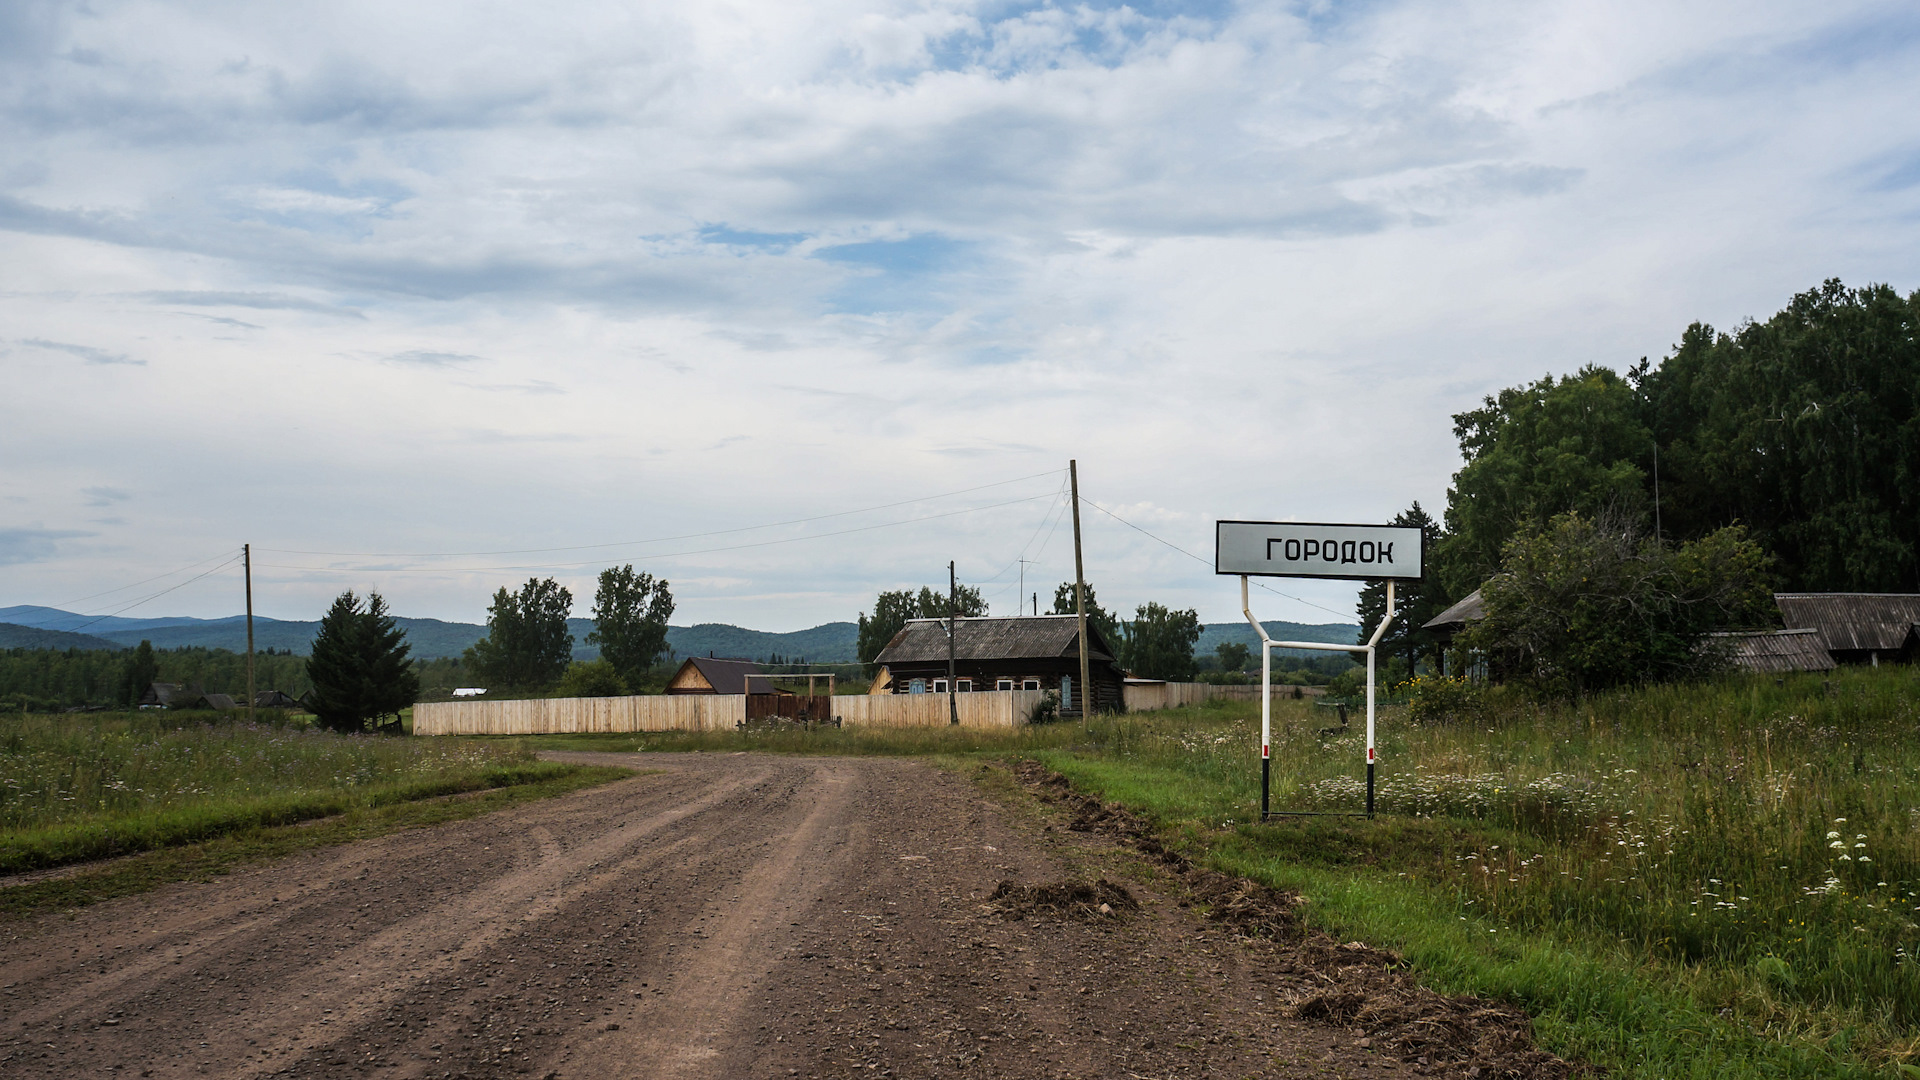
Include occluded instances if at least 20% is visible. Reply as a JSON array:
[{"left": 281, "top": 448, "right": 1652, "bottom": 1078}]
[
  {"left": 0, "top": 605, "right": 861, "bottom": 662},
  {"left": 664, "top": 622, "right": 859, "bottom": 663},
  {"left": 1197, "top": 620, "right": 1362, "bottom": 658},
  {"left": 0, "top": 605, "right": 1359, "bottom": 666},
  {"left": 0, "top": 622, "right": 126, "bottom": 651}
]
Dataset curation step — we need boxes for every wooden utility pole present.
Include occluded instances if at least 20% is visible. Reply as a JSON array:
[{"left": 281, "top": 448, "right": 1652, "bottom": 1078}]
[
  {"left": 1069, "top": 460, "right": 1090, "bottom": 718},
  {"left": 244, "top": 543, "right": 256, "bottom": 725},
  {"left": 948, "top": 560, "right": 959, "bottom": 726}
]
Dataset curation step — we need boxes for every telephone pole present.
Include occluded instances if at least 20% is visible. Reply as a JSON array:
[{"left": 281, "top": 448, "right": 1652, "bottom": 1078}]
[
  {"left": 948, "top": 560, "right": 959, "bottom": 726},
  {"left": 244, "top": 543, "right": 256, "bottom": 725},
  {"left": 1069, "top": 460, "right": 1090, "bottom": 719}
]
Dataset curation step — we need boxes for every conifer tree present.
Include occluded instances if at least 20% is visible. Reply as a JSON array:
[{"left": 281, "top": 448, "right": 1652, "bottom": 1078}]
[{"left": 306, "top": 591, "right": 419, "bottom": 732}]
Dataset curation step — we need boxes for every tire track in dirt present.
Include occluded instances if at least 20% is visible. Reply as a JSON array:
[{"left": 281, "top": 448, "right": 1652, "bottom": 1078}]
[{"left": 2, "top": 752, "right": 1570, "bottom": 1079}]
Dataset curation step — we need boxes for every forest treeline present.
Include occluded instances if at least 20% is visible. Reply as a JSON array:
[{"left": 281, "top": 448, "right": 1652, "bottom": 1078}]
[{"left": 1370, "top": 278, "right": 1920, "bottom": 692}]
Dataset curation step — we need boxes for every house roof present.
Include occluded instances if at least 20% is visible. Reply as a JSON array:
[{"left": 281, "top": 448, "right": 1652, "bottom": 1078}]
[
  {"left": 195, "top": 693, "right": 239, "bottom": 710},
  {"left": 874, "top": 615, "right": 1118, "bottom": 666},
  {"left": 1774, "top": 593, "right": 1920, "bottom": 653},
  {"left": 1706, "top": 628, "right": 1836, "bottom": 673},
  {"left": 1421, "top": 589, "right": 1485, "bottom": 632},
  {"left": 668, "top": 656, "right": 769, "bottom": 695}
]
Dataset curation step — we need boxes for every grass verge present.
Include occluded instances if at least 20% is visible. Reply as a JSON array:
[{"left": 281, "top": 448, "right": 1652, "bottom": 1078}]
[{"left": 0, "top": 764, "right": 631, "bottom": 921}]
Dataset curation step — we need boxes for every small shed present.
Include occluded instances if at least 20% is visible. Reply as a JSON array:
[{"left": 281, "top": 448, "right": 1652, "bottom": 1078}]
[
  {"left": 665, "top": 656, "right": 784, "bottom": 696},
  {"left": 873, "top": 614, "right": 1125, "bottom": 715},
  {"left": 1705, "top": 628, "right": 1836, "bottom": 673},
  {"left": 1774, "top": 593, "right": 1920, "bottom": 666},
  {"left": 185, "top": 692, "right": 239, "bottom": 711},
  {"left": 138, "top": 681, "right": 185, "bottom": 708}
]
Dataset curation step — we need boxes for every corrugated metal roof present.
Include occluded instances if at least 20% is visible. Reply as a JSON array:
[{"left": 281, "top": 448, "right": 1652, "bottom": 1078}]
[
  {"left": 1706, "top": 628, "right": 1836, "bottom": 673},
  {"left": 875, "top": 614, "right": 1117, "bottom": 665},
  {"left": 1421, "top": 588, "right": 1484, "bottom": 631},
  {"left": 1774, "top": 593, "right": 1920, "bottom": 653}
]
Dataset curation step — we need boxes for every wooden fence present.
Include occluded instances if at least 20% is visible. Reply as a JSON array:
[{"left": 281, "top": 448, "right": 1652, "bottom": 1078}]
[
  {"left": 413, "top": 688, "right": 1050, "bottom": 737},
  {"left": 1121, "top": 682, "right": 1325, "bottom": 711}
]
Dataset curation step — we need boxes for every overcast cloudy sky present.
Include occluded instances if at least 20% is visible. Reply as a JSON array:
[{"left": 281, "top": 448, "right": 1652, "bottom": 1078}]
[{"left": 4, "top": 0, "right": 1918, "bottom": 630}]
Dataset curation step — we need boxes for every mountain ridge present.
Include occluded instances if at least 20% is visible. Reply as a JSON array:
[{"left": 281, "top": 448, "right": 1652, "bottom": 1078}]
[{"left": 0, "top": 606, "right": 1363, "bottom": 664}]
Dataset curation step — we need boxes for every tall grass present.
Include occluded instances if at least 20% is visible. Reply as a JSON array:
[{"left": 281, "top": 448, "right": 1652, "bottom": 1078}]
[
  {"left": 1, "top": 711, "right": 554, "bottom": 872},
  {"left": 1020, "top": 668, "right": 1920, "bottom": 1073}
]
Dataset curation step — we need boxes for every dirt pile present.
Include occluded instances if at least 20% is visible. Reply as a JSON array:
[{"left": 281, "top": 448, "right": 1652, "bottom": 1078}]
[
  {"left": 1014, "top": 761, "right": 1583, "bottom": 1079},
  {"left": 988, "top": 877, "right": 1139, "bottom": 919}
]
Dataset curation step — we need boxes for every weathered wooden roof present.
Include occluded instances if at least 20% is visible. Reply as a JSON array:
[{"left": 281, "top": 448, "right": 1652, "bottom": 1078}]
[
  {"left": 1421, "top": 589, "right": 1485, "bottom": 631},
  {"left": 1775, "top": 593, "right": 1920, "bottom": 653},
  {"left": 1706, "top": 628, "right": 1836, "bottom": 673},
  {"left": 875, "top": 615, "right": 1117, "bottom": 665}
]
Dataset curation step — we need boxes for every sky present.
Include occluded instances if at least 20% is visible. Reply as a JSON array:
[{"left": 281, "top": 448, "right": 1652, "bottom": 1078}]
[{"left": 4, "top": 0, "right": 1920, "bottom": 631}]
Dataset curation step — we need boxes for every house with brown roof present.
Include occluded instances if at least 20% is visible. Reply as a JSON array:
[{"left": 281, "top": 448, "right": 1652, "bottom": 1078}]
[
  {"left": 665, "top": 656, "right": 784, "bottom": 695},
  {"left": 872, "top": 615, "right": 1125, "bottom": 715}
]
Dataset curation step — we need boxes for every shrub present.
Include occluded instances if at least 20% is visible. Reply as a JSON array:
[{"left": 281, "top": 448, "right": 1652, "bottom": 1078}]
[
  {"left": 555, "top": 659, "right": 628, "bottom": 698},
  {"left": 1404, "top": 674, "right": 1485, "bottom": 725}
]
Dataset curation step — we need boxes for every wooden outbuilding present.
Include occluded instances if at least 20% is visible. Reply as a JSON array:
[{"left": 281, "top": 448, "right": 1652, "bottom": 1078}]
[
  {"left": 1774, "top": 593, "right": 1920, "bottom": 666},
  {"left": 665, "top": 656, "right": 784, "bottom": 696},
  {"left": 1705, "top": 628, "right": 1836, "bottom": 673},
  {"left": 872, "top": 614, "right": 1125, "bottom": 715}
]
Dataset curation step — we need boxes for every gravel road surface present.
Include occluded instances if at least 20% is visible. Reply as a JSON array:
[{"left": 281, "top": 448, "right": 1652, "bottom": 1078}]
[{"left": 2, "top": 752, "right": 1443, "bottom": 1078}]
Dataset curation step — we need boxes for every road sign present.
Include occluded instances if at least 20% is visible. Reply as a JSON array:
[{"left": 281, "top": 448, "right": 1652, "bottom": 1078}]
[{"left": 1214, "top": 520, "right": 1424, "bottom": 581}]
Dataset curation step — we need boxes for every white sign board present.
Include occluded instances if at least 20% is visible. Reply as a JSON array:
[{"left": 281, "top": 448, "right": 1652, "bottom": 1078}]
[{"left": 1215, "top": 520, "right": 1424, "bottom": 581}]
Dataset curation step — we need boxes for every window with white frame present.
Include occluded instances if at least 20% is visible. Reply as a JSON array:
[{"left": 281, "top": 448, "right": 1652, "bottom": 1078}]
[
  {"left": 1022, "top": 679, "right": 1040, "bottom": 691},
  {"left": 957, "top": 679, "right": 972, "bottom": 692},
  {"left": 932, "top": 679, "right": 948, "bottom": 694},
  {"left": 996, "top": 679, "right": 1014, "bottom": 691}
]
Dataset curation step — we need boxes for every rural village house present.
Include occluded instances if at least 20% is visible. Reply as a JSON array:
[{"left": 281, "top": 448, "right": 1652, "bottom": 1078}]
[{"left": 872, "top": 614, "right": 1126, "bottom": 715}]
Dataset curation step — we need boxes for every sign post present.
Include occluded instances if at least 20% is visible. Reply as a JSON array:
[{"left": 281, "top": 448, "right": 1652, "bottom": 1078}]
[{"left": 1215, "top": 520, "right": 1425, "bottom": 820}]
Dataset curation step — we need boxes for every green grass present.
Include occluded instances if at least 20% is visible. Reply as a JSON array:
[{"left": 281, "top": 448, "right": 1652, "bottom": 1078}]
[
  {"left": 512, "top": 667, "right": 1920, "bottom": 1077},
  {"left": 1, "top": 711, "right": 570, "bottom": 872}
]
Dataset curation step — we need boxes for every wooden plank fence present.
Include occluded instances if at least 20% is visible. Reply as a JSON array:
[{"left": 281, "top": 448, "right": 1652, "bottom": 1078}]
[
  {"left": 1121, "top": 682, "right": 1324, "bottom": 711},
  {"left": 413, "top": 689, "right": 1050, "bottom": 736}
]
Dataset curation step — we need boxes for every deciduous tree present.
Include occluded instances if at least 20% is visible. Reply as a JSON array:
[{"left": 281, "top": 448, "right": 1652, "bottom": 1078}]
[
  {"left": 587, "top": 565, "right": 673, "bottom": 687},
  {"left": 1119, "top": 602, "right": 1202, "bottom": 681},
  {"left": 465, "top": 578, "right": 574, "bottom": 690},
  {"left": 1462, "top": 511, "right": 1775, "bottom": 696}
]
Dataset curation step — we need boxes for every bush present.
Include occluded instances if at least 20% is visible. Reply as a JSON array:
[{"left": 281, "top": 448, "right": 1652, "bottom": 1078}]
[
  {"left": 1403, "top": 674, "right": 1485, "bottom": 725},
  {"left": 555, "top": 659, "right": 628, "bottom": 698},
  {"left": 1027, "top": 690, "right": 1060, "bottom": 725}
]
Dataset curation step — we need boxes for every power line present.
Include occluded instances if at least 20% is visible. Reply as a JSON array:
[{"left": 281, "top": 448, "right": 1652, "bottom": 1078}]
[
  {"left": 60, "top": 553, "right": 248, "bottom": 633},
  {"left": 1079, "top": 497, "right": 1354, "bottom": 620},
  {"left": 260, "top": 491, "right": 1063, "bottom": 576},
  {"left": 260, "top": 468, "right": 1066, "bottom": 558},
  {"left": 54, "top": 548, "right": 243, "bottom": 609}
]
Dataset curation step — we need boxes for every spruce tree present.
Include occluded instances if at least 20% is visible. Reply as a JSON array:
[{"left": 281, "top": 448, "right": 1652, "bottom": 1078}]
[{"left": 306, "top": 591, "right": 419, "bottom": 732}]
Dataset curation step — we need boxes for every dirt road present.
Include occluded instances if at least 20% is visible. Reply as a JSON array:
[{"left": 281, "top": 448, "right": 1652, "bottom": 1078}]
[{"left": 1, "top": 753, "right": 1526, "bottom": 1079}]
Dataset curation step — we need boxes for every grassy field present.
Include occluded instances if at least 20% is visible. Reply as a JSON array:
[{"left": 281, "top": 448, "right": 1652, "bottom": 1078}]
[
  {"left": 0, "top": 710, "right": 585, "bottom": 873},
  {"left": 514, "top": 665, "right": 1920, "bottom": 1077}
]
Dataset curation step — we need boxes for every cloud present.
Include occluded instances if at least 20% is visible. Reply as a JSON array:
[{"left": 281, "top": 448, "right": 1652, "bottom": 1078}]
[
  {"left": 0, "top": 527, "right": 91, "bottom": 566},
  {"left": 463, "top": 380, "right": 564, "bottom": 394},
  {"left": 385, "top": 350, "right": 485, "bottom": 368},
  {"left": 134, "top": 291, "right": 363, "bottom": 318},
  {"left": 81, "top": 486, "right": 129, "bottom": 507},
  {"left": 20, "top": 338, "right": 143, "bottom": 365}
]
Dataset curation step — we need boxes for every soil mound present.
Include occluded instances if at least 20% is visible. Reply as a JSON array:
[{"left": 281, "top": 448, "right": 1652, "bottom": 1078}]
[
  {"left": 988, "top": 878, "right": 1139, "bottom": 920},
  {"left": 1012, "top": 761, "right": 1583, "bottom": 1079}
]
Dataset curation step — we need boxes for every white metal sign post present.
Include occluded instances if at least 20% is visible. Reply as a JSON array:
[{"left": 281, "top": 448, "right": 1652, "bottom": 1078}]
[{"left": 1216, "top": 520, "right": 1425, "bottom": 820}]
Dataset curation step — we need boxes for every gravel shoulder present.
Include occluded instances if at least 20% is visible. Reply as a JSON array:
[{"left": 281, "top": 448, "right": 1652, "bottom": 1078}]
[{"left": 0, "top": 751, "right": 1562, "bottom": 1079}]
